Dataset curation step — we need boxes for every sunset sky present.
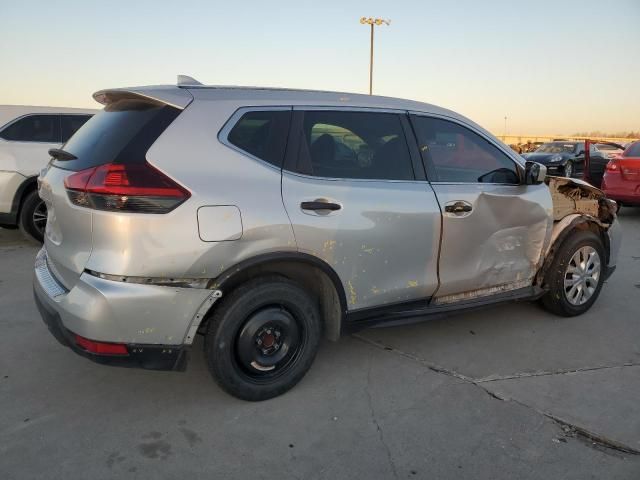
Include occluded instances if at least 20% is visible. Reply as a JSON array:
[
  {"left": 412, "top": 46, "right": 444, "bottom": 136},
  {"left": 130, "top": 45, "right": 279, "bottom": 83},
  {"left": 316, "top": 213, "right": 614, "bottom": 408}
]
[{"left": 1, "top": 0, "right": 638, "bottom": 135}]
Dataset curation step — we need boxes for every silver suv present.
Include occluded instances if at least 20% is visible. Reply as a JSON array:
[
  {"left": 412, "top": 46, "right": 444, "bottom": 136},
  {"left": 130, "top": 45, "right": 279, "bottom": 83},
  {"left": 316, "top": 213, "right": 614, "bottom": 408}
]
[{"left": 34, "top": 77, "right": 621, "bottom": 400}]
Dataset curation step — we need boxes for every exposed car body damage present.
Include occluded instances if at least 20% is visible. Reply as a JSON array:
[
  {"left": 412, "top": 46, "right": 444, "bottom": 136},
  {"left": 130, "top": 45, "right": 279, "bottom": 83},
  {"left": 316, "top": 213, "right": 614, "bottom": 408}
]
[{"left": 434, "top": 176, "right": 618, "bottom": 304}]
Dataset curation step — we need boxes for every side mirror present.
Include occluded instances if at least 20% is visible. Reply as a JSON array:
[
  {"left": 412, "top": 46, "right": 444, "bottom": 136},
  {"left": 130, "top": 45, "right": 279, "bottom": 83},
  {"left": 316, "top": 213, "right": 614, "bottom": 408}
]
[{"left": 524, "top": 161, "right": 546, "bottom": 185}]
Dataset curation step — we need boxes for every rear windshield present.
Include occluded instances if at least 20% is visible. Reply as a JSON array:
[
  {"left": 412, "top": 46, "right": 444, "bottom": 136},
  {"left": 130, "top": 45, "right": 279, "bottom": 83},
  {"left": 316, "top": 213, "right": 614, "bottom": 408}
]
[
  {"left": 625, "top": 142, "right": 640, "bottom": 157},
  {"left": 54, "top": 100, "right": 180, "bottom": 171}
]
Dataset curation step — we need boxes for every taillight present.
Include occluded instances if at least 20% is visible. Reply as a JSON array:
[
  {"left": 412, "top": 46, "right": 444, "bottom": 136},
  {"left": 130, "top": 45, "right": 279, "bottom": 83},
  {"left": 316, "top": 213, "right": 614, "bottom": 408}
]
[
  {"left": 605, "top": 161, "right": 620, "bottom": 172},
  {"left": 64, "top": 162, "right": 190, "bottom": 213},
  {"left": 75, "top": 334, "right": 128, "bottom": 355}
]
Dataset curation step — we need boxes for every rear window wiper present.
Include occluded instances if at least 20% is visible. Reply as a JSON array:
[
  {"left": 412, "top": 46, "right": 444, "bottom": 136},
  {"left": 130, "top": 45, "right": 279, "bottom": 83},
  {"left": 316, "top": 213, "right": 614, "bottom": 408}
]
[{"left": 48, "top": 148, "right": 77, "bottom": 161}]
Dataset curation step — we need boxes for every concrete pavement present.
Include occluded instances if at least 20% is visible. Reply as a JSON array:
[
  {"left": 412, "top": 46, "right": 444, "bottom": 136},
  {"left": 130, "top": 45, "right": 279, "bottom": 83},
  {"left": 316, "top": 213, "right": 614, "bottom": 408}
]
[{"left": 1, "top": 209, "right": 639, "bottom": 479}]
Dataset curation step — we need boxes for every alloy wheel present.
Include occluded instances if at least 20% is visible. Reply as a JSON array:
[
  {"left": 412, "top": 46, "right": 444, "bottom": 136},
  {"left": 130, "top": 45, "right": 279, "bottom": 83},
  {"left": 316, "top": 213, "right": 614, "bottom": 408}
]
[{"left": 564, "top": 246, "right": 601, "bottom": 306}]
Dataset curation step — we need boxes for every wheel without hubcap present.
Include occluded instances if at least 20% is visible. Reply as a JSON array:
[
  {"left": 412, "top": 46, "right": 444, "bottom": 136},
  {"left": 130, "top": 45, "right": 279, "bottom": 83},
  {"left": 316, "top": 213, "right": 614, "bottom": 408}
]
[
  {"left": 204, "top": 276, "right": 321, "bottom": 401},
  {"left": 235, "top": 306, "right": 304, "bottom": 379}
]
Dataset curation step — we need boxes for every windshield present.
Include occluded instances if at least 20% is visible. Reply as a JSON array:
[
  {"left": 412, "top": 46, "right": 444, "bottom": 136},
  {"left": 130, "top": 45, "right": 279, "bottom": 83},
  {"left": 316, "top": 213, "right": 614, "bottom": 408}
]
[{"left": 535, "top": 142, "right": 578, "bottom": 154}]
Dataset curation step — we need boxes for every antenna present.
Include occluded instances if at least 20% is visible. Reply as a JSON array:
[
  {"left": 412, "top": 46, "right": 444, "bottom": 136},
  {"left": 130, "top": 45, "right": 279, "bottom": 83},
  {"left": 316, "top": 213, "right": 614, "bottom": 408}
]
[{"left": 177, "top": 75, "right": 203, "bottom": 87}]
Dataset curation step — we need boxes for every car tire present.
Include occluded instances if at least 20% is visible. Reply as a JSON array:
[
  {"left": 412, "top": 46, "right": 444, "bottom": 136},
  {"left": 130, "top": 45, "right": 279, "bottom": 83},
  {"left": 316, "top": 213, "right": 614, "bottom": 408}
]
[
  {"left": 540, "top": 230, "right": 605, "bottom": 317},
  {"left": 204, "top": 276, "right": 322, "bottom": 401},
  {"left": 19, "top": 189, "right": 47, "bottom": 243},
  {"left": 563, "top": 161, "right": 574, "bottom": 178}
]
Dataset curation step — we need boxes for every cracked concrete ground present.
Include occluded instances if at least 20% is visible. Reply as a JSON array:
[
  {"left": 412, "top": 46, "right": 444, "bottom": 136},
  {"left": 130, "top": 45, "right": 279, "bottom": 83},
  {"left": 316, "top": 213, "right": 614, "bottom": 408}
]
[{"left": 1, "top": 208, "right": 640, "bottom": 479}]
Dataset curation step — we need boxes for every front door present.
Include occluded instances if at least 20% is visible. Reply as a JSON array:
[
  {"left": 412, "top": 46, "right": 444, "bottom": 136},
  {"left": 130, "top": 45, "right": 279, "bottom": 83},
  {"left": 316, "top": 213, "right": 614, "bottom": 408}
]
[
  {"left": 410, "top": 113, "right": 553, "bottom": 303},
  {"left": 281, "top": 109, "right": 441, "bottom": 311}
]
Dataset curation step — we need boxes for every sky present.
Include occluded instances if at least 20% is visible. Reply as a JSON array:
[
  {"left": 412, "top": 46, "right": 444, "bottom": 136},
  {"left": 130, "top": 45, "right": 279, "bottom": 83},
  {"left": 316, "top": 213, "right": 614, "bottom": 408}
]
[{"left": 1, "top": 0, "right": 638, "bottom": 135}]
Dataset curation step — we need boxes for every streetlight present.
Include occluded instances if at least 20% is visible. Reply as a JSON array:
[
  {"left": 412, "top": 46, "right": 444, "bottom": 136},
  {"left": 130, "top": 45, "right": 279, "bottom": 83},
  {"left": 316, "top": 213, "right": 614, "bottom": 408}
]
[
  {"left": 504, "top": 116, "right": 508, "bottom": 141},
  {"left": 360, "top": 17, "right": 391, "bottom": 95}
]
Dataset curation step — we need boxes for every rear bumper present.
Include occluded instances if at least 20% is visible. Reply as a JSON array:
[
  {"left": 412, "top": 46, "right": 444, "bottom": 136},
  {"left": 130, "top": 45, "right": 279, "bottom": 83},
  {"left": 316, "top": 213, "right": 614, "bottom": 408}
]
[
  {"left": 33, "top": 248, "right": 213, "bottom": 371},
  {"left": 33, "top": 288, "right": 188, "bottom": 370}
]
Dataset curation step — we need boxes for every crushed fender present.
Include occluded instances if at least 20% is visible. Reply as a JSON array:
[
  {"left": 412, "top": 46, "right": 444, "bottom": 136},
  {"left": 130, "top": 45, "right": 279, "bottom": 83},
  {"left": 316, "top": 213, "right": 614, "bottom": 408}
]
[{"left": 547, "top": 177, "right": 616, "bottom": 224}]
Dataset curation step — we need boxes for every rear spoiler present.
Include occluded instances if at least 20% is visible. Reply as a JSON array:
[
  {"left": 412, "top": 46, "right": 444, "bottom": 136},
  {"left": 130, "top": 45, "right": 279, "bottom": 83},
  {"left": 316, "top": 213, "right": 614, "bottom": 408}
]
[{"left": 93, "top": 85, "right": 194, "bottom": 110}]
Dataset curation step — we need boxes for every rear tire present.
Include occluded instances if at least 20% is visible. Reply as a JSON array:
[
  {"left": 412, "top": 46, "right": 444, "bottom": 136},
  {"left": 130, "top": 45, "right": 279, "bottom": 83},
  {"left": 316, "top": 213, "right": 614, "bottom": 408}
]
[
  {"left": 540, "top": 230, "right": 605, "bottom": 317},
  {"left": 204, "top": 276, "right": 321, "bottom": 401},
  {"left": 19, "top": 189, "right": 47, "bottom": 243}
]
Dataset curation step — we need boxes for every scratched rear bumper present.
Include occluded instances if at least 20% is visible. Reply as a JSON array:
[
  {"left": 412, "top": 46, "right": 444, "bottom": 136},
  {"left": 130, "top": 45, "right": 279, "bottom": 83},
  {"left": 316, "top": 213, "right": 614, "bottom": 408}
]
[{"left": 33, "top": 248, "right": 212, "bottom": 347}]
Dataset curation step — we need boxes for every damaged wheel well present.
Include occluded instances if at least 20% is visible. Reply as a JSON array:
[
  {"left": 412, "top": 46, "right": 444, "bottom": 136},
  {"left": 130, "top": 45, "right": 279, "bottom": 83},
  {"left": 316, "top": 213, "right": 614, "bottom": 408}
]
[
  {"left": 536, "top": 217, "right": 609, "bottom": 287},
  {"left": 202, "top": 254, "right": 347, "bottom": 342}
]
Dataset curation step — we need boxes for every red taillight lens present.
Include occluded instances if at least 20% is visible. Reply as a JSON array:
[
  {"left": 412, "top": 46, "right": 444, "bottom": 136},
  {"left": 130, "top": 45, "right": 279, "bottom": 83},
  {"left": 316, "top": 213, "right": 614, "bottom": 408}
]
[
  {"left": 605, "top": 161, "right": 620, "bottom": 172},
  {"left": 64, "top": 163, "right": 190, "bottom": 213},
  {"left": 75, "top": 334, "right": 129, "bottom": 355}
]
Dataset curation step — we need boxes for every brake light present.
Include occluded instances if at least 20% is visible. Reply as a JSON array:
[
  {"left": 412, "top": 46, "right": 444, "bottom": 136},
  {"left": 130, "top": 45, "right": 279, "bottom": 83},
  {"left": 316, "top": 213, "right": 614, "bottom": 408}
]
[
  {"left": 64, "top": 163, "right": 190, "bottom": 213},
  {"left": 75, "top": 334, "right": 128, "bottom": 355},
  {"left": 605, "top": 161, "right": 620, "bottom": 172}
]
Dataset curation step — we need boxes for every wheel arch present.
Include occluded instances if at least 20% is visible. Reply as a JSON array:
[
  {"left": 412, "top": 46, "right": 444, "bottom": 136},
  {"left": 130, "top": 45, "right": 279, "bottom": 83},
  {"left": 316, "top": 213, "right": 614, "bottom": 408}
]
[
  {"left": 536, "top": 214, "right": 610, "bottom": 287},
  {"left": 15, "top": 175, "right": 39, "bottom": 217},
  {"left": 206, "top": 252, "right": 348, "bottom": 341}
]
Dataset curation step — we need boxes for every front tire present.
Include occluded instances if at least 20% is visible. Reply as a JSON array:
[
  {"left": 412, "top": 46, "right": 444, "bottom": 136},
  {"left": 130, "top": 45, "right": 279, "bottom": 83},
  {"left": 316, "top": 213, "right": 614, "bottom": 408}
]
[
  {"left": 540, "top": 230, "right": 605, "bottom": 316},
  {"left": 19, "top": 190, "right": 47, "bottom": 243},
  {"left": 204, "top": 276, "right": 321, "bottom": 401},
  {"left": 563, "top": 161, "right": 574, "bottom": 178}
]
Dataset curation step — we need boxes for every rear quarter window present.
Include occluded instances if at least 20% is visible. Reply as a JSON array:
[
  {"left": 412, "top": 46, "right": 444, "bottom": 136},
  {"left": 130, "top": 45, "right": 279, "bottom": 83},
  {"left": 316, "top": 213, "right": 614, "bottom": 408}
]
[{"left": 227, "top": 110, "right": 291, "bottom": 168}]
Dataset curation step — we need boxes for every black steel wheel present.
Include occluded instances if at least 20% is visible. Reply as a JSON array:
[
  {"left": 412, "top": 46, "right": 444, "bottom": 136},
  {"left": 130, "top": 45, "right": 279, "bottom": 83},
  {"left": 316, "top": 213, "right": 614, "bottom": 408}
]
[{"left": 204, "top": 276, "right": 321, "bottom": 401}]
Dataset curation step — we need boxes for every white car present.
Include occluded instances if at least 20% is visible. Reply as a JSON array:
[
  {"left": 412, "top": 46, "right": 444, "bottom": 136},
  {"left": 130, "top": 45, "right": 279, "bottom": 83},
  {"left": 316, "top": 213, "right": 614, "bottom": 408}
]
[{"left": 0, "top": 106, "right": 95, "bottom": 241}]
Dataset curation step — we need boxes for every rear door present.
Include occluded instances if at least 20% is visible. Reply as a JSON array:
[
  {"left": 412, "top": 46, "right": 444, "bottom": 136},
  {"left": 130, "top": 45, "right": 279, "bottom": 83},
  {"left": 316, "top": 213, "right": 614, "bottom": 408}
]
[
  {"left": 409, "top": 113, "right": 553, "bottom": 303},
  {"left": 281, "top": 108, "right": 441, "bottom": 310}
]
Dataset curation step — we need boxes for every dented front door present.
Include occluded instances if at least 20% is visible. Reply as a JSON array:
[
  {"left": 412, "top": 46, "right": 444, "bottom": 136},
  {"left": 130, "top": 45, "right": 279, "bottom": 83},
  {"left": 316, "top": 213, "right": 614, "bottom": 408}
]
[
  {"left": 408, "top": 113, "right": 553, "bottom": 302},
  {"left": 432, "top": 183, "right": 553, "bottom": 300}
]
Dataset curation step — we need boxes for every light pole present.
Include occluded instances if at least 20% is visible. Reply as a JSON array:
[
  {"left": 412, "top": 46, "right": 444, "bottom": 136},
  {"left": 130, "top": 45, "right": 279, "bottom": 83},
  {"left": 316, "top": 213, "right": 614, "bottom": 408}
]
[
  {"left": 360, "top": 17, "right": 391, "bottom": 95},
  {"left": 504, "top": 116, "right": 508, "bottom": 141}
]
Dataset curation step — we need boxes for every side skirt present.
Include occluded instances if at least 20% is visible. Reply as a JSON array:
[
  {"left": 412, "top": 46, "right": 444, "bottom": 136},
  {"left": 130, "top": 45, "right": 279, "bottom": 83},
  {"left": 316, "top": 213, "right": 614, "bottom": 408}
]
[{"left": 343, "top": 286, "right": 546, "bottom": 333}]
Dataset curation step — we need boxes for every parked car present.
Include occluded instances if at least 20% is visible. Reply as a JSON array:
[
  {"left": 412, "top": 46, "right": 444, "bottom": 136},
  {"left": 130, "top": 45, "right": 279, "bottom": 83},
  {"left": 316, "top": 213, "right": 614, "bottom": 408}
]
[
  {"left": 522, "top": 141, "right": 609, "bottom": 186},
  {"left": 33, "top": 79, "right": 620, "bottom": 401},
  {"left": 602, "top": 140, "right": 640, "bottom": 210},
  {"left": 0, "top": 106, "right": 95, "bottom": 241}
]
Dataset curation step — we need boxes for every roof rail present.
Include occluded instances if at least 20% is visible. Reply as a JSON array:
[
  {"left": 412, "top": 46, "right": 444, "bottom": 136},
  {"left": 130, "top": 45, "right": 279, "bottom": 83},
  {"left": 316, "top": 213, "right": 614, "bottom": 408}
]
[{"left": 177, "top": 75, "right": 203, "bottom": 87}]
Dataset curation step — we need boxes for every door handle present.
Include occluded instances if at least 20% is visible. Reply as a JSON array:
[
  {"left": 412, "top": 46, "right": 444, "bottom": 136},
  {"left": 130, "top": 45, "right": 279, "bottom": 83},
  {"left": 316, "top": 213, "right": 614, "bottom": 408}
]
[
  {"left": 444, "top": 201, "right": 472, "bottom": 215},
  {"left": 301, "top": 200, "right": 342, "bottom": 211}
]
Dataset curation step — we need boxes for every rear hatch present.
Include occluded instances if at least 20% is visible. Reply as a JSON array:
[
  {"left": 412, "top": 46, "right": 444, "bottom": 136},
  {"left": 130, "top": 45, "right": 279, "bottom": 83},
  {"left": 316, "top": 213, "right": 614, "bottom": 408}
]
[{"left": 39, "top": 87, "right": 192, "bottom": 289}]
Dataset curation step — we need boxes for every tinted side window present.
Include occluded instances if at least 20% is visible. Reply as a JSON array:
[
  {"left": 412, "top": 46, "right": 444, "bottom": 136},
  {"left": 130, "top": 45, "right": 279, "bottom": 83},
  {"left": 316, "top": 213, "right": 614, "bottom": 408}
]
[
  {"left": 61, "top": 115, "right": 92, "bottom": 142},
  {"left": 411, "top": 116, "right": 519, "bottom": 184},
  {"left": 228, "top": 110, "right": 291, "bottom": 168},
  {"left": 290, "top": 111, "right": 414, "bottom": 180},
  {"left": 0, "top": 114, "right": 60, "bottom": 143}
]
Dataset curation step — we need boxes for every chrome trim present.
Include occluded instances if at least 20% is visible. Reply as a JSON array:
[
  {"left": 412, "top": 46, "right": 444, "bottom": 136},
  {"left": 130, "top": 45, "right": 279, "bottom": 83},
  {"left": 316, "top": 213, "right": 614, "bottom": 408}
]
[
  {"left": 35, "top": 248, "right": 67, "bottom": 300},
  {"left": 292, "top": 105, "right": 405, "bottom": 113}
]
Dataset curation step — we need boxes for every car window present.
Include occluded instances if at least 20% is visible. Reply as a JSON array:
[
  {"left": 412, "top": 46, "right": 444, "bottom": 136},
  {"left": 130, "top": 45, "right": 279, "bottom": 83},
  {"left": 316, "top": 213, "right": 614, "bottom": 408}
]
[
  {"left": 411, "top": 116, "right": 519, "bottom": 183},
  {"left": 0, "top": 114, "right": 60, "bottom": 143},
  {"left": 227, "top": 110, "right": 291, "bottom": 168},
  {"left": 61, "top": 115, "right": 92, "bottom": 142},
  {"left": 624, "top": 142, "right": 640, "bottom": 157},
  {"left": 290, "top": 110, "right": 414, "bottom": 181}
]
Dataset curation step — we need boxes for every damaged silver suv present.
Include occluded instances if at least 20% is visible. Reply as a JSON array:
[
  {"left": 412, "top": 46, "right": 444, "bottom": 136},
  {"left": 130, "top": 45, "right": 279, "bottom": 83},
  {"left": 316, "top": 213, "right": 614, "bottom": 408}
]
[{"left": 34, "top": 77, "right": 621, "bottom": 401}]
